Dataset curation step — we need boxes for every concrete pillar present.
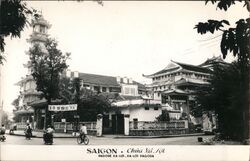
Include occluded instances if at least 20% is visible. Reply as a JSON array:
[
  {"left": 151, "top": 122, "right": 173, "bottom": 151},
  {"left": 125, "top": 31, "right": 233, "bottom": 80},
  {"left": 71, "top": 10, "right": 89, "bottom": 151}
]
[
  {"left": 124, "top": 114, "right": 130, "bottom": 136},
  {"left": 96, "top": 114, "right": 103, "bottom": 137},
  {"left": 184, "top": 120, "right": 188, "bottom": 128}
]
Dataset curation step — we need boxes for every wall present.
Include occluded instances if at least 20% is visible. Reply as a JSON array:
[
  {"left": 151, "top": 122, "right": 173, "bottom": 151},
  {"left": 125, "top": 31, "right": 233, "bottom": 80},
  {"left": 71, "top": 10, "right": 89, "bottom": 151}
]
[
  {"left": 129, "top": 128, "right": 189, "bottom": 136},
  {"left": 119, "top": 106, "right": 162, "bottom": 122},
  {"left": 53, "top": 122, "right": 97, "bottom": 135}
]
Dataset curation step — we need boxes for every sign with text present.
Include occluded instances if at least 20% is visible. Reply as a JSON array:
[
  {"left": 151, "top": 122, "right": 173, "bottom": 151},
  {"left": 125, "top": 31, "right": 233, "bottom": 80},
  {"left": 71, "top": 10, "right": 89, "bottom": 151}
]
[
  {"left": 48, "top": 104, "right": 77, "bottom": 111},
  {"left": 1, "top": 145, "right": 249, "bottom": 161}
]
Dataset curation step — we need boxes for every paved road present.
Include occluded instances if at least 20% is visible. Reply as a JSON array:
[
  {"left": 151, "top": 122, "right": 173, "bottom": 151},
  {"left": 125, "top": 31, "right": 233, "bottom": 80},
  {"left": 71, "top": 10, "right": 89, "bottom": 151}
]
[{"left": 1, "top": 134, "right": 214, "bottom": 145}]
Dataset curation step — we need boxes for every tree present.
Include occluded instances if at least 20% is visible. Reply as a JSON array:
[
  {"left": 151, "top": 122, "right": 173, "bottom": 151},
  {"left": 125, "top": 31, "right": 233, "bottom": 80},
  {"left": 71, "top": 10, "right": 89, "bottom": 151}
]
[
  {"left": 0, "top": 0, "right": 103, "bottom": 64},
  {"left": 56, "top": 76, "right": 112, "bottom": 122},
  {"left": 156, "top": 110, "right": 170, "bottom": 122},
  {"left": 78, "top": 93, "right": 111, "bottom": 121},
  {"left": 194, "top": 1, "right": 250, "bottom": 64},
  {"left": 56, "top": 77, "right": 83, "bottom": 123},
  {"left": 194, "top": 0, "right": 250, "bottom": 141},
  {"left": 28, "top": 38, "right": 70, "bottom": 128},
  {"left": 0, "top": 0, "right": 39, "bottom": 64},
  {"left": 196, "top": 62, "right": 245, "bottom": 140}
]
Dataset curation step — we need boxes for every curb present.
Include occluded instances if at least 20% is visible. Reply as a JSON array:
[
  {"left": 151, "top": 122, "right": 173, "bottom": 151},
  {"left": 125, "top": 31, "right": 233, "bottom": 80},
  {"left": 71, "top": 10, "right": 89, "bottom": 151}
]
[
  {"left": 7, "top": 133, "right": 77, "bottom": 138},
  {"left": 113, "top": 133, "right": 207, "bottom": 139},
  {"left": 8, "top": 132, "right": 208, "bottom": 139}
]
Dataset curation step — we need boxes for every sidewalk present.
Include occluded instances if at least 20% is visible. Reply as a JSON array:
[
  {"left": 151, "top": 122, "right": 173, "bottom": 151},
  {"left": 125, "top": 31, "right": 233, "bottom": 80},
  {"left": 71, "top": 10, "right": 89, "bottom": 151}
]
[
  {"left": 7, "top": 130, "right": 206, "bottom": 139},
  {"left": 7, "top": 130, "right": 76, "bottom": 138},
  {"left": 113, "top": 133, "right": 206, "bottom": 139}
]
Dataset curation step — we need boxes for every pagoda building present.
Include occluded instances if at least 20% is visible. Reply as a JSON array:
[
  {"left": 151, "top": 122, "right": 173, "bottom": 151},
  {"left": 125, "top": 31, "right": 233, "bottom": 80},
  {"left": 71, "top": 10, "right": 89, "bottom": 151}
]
[
  {"left": 143, "top": 60, "right": 213, "bottom": 120},
  {"left": 14, "top": 15, "right": 51, "bottom": 129}
]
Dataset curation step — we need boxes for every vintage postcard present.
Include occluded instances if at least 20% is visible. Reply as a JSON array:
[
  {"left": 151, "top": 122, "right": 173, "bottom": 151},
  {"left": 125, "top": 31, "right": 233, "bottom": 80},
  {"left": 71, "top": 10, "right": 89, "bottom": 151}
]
[{"left": 0, "top": 0, "right": 249, "bottom": 161}]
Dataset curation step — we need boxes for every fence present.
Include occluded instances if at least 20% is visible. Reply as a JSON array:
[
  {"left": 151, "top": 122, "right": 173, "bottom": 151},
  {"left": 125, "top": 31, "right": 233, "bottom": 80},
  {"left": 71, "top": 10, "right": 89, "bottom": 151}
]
[
  {"left": 13, "top": 121, "right": 96, "bottom": 131},
  {"left": 16, "top": 122, "right": 27, "bottom": 130},
  {"left": 129, "top": 120, "right": 189, "bottom": 136},
  {"left": 129, "top": 120, "right": 188, "bottom": 130},
  {"left": 53, "top": 122, "right": 96, "bottom": 131}
]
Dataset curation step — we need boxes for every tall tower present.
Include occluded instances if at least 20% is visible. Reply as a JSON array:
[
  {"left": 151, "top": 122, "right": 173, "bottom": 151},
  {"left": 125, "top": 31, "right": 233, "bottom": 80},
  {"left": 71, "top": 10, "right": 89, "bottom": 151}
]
[
  {"left": 14, "top": 15, "right": 51, "bottom": 129},
  {"left": 26, "top": 14, "right": 51, "bottom": 74},
  {"left": 28, "top": 14, "right": 51, "bottom": 44}
]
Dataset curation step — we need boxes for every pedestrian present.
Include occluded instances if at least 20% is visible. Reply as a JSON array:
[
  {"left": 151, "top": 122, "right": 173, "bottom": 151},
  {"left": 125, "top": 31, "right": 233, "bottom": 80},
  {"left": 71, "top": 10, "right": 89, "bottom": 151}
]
[{"left": 0, "top": 124, "right": 6, "bottom": 135}]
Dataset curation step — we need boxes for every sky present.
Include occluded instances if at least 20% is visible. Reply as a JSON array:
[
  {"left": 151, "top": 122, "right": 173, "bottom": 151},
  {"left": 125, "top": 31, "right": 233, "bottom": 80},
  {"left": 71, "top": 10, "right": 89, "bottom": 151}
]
[{"left": 0, "top": 1, "right": 249, "bottom": 115}]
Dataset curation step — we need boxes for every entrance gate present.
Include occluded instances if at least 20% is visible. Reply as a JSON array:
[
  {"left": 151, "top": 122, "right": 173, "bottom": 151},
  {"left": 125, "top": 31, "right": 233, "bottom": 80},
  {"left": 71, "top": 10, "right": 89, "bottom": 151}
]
[{"left": 111, "top": 114, "right": 124, "bottom": 134}]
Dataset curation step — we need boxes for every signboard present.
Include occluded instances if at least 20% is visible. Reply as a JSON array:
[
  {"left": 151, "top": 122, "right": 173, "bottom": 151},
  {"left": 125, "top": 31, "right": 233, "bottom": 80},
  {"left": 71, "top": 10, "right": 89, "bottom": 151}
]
[
  {"left": 48, "top": 104, "right": 77, "bottom": 111},
  {"left": 61, "top": 119, "right": 66, "bottom": 122}
]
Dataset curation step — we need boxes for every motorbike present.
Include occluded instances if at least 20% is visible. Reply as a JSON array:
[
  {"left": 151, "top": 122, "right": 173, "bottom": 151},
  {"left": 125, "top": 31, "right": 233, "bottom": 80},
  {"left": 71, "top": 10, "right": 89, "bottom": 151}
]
[
  {"left": 43, "top": 132, "right": 53, "bottom": 145},
  {"left": 0, "top": 135, "right": 6, "bottom": 142},
  {"left": 24, "top": 128, "right": 32, "bottom": 140},
  {"left": 25, "top": 131, "right": 32, "bottom": 140}
]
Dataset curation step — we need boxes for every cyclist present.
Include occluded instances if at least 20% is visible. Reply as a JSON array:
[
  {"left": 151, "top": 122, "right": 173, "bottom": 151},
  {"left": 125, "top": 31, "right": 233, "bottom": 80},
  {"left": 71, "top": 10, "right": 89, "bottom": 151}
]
[
  {"left": 24, "top": 123, "right": 32, "bottom": 139},
  {"left": 79, "top": 123, "right": 87, "bottom": 141}
]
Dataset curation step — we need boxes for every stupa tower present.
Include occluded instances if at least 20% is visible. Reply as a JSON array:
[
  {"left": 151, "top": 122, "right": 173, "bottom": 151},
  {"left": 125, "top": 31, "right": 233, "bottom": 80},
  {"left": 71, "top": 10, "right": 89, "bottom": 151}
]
[{"left": 14, "top": 14, "right": 51, "bottom": 129}]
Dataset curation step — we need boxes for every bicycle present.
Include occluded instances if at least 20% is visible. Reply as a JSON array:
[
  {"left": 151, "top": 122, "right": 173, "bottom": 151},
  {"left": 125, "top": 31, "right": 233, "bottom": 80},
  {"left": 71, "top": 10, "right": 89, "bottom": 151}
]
[{"left": 77, "top": 134, "right": 89, "bottom": 145}]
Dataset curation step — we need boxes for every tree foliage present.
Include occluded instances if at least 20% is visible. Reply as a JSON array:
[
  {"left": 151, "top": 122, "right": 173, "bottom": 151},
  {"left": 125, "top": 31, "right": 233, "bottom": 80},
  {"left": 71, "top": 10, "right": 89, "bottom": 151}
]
[
  {"left": 156, "top": 110, "right": 170, "bottom": 122},
  {"left": 205, "top": 0, "right": 250, "bottom": 12},
  {"left": 195, "top": 0, "right": 250, "bottom": 141},
  {"left": 56, "top": 77, "right": 112, "bottom": 122},
  {"left": 77, "top": 93, "right": 111, "bottom": 121},
  {"left": 28, "top": 39, "right": 70, "bottom": 102},
  {"left": 196, "top": 63, "right": 245, "bottom": 140},
  {"left": 195, "top": 18, "right": 250, "bottom": 63},
  {"left": 28, "top": 38, "right": 70, "bottom": 127},
  {"left": 0, "top": 0, "right": 103, "bottom": 64},
  {"left": 0, "top": 0, "right": 39, "bottom": 64}
]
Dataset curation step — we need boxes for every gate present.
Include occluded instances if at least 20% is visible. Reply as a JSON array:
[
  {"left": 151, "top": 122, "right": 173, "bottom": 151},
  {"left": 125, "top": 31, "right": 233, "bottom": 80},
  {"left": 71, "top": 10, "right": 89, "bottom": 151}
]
[{"left": 112, "top": 114, "right": 124, "bottom": 134}]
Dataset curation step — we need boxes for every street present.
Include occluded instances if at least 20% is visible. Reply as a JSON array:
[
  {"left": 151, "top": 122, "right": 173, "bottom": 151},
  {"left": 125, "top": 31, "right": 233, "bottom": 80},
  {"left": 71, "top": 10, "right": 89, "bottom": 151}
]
[
  {"left": 1, "top": 135, "right": 247, "bottom": 161},
  {"left": 0, "top": 134, "right": 214, "bottom": 145}
]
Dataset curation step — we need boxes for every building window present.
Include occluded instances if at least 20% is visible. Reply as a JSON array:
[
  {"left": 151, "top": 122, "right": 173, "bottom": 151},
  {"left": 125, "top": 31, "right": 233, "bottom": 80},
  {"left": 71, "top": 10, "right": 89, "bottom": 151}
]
[
  {"left": 154, "top": 106, "right": 159, "bottom": 110},
  {"left": 125, "top": 87, "right": 130, "bottom": 94},
  {"left": 94, "top": 86, "right": 100, "bottom": 92},
  {"left": 157, "top": 92, "right": 161, "bottom": 97},
  {"left": 39, "top": 25, "right": 46, "bottom": 33},
  {"left": 144, "top": 106, "right": 149, "bottom": 110},
  {"left": 133, "top": 118, "right": 138, "bottom": 129},
  {"left": 102, "top": 87, "right": 107, "bottom": 92}
]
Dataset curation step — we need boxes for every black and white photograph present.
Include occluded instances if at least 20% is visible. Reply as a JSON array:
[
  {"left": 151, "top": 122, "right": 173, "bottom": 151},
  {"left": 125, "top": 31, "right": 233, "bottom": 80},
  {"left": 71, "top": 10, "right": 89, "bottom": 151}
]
[{"left": 0, "top": 0, "right": 249, "bottom": 160}]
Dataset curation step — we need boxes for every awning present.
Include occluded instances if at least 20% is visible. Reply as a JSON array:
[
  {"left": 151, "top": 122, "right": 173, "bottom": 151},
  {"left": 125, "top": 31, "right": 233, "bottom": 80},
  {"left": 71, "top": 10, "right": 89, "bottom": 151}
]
[{"left": 14, "top": 108, "right": 34, "bottom": 115}]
